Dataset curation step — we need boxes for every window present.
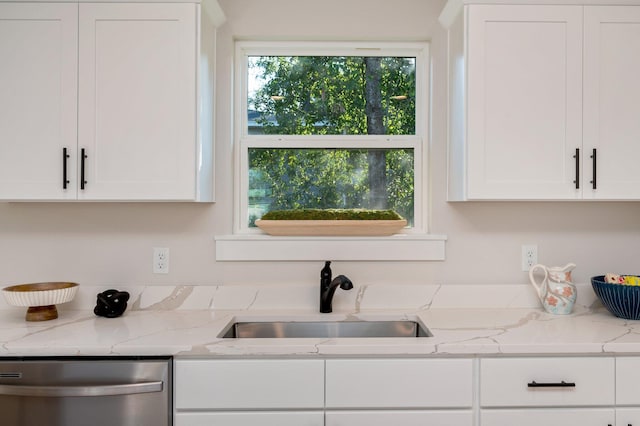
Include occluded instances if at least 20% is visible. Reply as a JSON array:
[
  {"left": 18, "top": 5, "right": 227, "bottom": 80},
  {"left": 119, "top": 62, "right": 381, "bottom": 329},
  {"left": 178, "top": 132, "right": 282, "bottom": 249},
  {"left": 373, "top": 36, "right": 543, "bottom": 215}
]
[{"left": 235, "top": 41, "right": 429, "bottom": 233}]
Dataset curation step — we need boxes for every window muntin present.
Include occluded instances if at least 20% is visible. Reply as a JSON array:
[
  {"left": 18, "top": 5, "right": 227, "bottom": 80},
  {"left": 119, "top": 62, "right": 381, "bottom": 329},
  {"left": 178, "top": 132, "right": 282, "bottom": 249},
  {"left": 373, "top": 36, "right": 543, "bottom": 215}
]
[{"left": 236, "top": 42, "right": 429, "bottom": 233}]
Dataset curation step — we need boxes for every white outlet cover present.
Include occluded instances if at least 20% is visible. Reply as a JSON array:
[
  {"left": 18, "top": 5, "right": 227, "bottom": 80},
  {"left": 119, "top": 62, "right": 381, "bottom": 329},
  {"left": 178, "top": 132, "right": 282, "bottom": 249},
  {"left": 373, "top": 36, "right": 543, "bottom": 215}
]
[
  {"left": 521, "top": 244, "right": 538, "bottom": 272},
  {"left": 153, "top": 247, "right": 170, "bottom": 274}
]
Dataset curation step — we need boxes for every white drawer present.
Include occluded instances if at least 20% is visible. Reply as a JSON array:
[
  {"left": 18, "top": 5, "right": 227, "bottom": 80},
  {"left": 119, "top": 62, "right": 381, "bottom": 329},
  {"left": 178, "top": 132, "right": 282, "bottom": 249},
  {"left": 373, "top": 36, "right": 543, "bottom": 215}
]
[
  {"left": 480, "top": 357, "right": 614, "bottom": 407},
  {"left": 617, "top": 357, "right": 640, "bottom": 405},
  {"left": 481, "top": 408, "right": 614, "bottom": 426},
  {"left": 326, "top": 410, "right": 473, "bottom": 426},
  {"left": 174, "top": 359, "right": 324, "bottom": 409},
  {"left": 175, "top": 412, "right": 324, "bottom": 426},
  {"left": 615, "top": 408, "right": 640, "bottom": 426},
  {"left": 325, "top": 358, "right": 473, "bottom": 408}
]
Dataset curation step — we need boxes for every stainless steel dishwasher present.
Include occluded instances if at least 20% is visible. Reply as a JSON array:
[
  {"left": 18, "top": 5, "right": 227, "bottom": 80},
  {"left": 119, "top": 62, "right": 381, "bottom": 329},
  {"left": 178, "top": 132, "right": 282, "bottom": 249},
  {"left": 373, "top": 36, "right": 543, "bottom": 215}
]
[{"left": 0, "top": 356, "right": 172, "bottom": 426}]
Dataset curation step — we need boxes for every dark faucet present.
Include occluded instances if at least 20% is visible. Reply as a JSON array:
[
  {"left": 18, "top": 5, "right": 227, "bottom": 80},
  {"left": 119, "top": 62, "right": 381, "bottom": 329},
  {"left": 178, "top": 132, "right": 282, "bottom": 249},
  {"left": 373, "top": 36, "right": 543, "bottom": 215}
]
[{"left": 320, "top": 261, "right": 353, "bottom": 313}]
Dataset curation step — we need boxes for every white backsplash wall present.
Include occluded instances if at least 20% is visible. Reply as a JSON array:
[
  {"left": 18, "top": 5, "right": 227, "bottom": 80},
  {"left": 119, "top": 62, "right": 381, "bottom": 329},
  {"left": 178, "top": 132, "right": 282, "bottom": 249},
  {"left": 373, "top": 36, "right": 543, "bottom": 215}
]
[{"left": 2, "top": 0, "right": 640, "bottom": 289}]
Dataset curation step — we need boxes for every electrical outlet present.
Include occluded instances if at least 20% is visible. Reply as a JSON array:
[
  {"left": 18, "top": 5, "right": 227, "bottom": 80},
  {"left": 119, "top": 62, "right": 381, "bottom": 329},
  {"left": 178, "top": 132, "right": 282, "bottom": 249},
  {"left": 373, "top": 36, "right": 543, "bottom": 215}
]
[
  {"left": 153, "top": 247, "right": 169, "bottom": 274},
  {"left": 521, "top": 245, "right": 538, "bottom": 271}
]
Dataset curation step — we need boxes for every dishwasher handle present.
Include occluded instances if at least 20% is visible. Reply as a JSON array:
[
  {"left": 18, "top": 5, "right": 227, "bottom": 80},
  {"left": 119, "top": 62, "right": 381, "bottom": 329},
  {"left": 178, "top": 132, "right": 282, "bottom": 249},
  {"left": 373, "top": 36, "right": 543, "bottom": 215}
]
[{"left": 0, "top": 380, "right": 163, "bottom": 397}]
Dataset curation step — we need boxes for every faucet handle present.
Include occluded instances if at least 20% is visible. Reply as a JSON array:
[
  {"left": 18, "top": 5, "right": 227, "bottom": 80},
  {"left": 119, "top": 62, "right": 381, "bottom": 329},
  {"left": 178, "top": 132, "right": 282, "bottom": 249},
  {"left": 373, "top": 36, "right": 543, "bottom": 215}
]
[{"left": 321, "top": 261, "right": 332, "bottom": 281}]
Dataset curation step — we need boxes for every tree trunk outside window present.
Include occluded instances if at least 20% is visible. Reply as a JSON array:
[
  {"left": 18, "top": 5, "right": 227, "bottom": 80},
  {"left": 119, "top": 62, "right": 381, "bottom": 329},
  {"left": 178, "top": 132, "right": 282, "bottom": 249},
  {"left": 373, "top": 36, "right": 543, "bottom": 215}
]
[{"left": 365, "top": 56, "right": 388, "bottom": 209}]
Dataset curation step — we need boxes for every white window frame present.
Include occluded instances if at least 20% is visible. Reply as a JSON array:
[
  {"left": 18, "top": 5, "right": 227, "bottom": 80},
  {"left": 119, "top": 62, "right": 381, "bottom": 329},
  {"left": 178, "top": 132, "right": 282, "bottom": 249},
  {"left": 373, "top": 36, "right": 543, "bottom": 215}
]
[{"left": 233, "top": 41, "right": 430, "bottom": 235}]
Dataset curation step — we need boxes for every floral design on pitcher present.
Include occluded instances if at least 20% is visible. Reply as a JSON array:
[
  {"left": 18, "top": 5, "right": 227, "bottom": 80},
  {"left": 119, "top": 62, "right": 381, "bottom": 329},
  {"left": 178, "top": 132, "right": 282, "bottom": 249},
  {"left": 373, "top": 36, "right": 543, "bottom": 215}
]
[{"left": 529, "top": 263, "right": 577, "bottom": 315}]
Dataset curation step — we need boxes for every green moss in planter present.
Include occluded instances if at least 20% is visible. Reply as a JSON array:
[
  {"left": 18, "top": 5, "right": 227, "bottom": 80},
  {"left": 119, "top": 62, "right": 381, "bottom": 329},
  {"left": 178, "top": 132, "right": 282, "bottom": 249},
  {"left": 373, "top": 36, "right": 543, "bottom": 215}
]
[{"left": 260, "top": 209, "right": 404, "bottom": 221}]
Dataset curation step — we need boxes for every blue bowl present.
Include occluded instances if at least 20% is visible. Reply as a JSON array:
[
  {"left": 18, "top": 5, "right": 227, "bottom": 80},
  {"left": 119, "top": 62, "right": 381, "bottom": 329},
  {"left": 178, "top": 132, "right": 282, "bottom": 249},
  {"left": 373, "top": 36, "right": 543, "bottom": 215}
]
[{"left": 591, "top": 275, "right": 640, "bottom": 320}]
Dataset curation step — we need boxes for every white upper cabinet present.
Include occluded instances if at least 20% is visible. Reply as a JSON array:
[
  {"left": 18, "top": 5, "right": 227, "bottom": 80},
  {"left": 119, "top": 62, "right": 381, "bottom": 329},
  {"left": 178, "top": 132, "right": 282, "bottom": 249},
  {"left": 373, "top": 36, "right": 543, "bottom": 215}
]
[
  {"left": 0, "top": 3, "right": 78, "bottom": 200},
  {"left": 78, "top": 3, "right": 197, "bottom": 200},
  {"left": 443, "top": 2, "right": 640, "bottom": 201},
  {"left": 583, "top": 6, "right": 640, "bottom": 200},
  {"left": 466, "top": 5, "right": 583, "bottom": 200},
  {"left": 0, "top": 2, "right": 216, "bottom": 201},
  {"left": 447, "top": 4, "right": 583, "bottom": 200}
]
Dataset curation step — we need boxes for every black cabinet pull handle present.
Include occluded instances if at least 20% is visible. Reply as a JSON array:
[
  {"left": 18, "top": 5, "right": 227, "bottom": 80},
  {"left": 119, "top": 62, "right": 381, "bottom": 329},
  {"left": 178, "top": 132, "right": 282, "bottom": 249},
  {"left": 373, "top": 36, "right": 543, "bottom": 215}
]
[
  {"left": 527, "top": 380, "right": 576, "bottom": 388},
  {"left": 590, "top": 148, "right": 597, "bottom": 190},
  {"left": 80, "top": 148, "right": 87, "bottom": 190},
  {"left": 573, "top": 148, "right": 580, "bottom": 189},
  {"left": 62, "top": 147, "right": 70, "bottom": 189}
]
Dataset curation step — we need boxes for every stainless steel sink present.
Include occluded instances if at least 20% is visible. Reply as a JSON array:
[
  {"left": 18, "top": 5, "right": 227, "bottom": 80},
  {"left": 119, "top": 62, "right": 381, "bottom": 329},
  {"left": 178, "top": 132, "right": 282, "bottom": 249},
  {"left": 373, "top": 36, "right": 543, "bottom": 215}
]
[{"left": 219, "top": 320, "right": 431, "bottom": 338}]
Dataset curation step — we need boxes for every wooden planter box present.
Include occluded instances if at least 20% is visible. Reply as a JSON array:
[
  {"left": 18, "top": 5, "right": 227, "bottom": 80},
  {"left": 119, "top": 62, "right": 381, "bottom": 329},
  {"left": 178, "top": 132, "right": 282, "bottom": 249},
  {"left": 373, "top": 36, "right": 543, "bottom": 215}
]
[{"left": 255, "top": 219, "right": 407, "bottom": 236}]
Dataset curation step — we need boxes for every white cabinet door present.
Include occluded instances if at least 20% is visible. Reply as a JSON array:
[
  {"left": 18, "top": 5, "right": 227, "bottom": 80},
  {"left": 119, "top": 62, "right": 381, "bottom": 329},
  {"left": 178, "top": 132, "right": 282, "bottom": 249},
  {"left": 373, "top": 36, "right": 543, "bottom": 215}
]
[
  {"left": 481, "top": 408, "right": 614, "bottom": 426},
  {"left": 584, "top": 6, "right": 640, "bottom": 200},
  {"left": 175, "top": 412, "right": 324, "bottom": 426},
  {"left": 326, "top": 410, "right": 473, "bottom": 426},
  {"left": 465, "top": 5, "right": 582, "bottom": 200},
  {"left": 616, "top": 357, "right": 640, "bottom": 405},
  {"left": 78, "top": 3, "right": 197, "bottom": 200},
  {"left": 0, "top": 3, "right": 78, "bottom": 200},
  {"left": 617, "top": 409, "right": 640, "bottom": 426},
  {"left": 325, "top": 358, "right": 473, "bottom": 409},
  {"left": 174, "top": 359, "right": 325, "bottom": 410}
]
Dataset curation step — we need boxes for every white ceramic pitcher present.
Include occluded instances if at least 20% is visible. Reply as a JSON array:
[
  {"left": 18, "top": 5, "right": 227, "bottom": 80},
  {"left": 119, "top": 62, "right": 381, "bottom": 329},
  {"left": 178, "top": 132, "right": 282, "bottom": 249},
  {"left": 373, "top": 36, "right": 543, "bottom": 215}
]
[{"left": 529, "top": 263, "right": 577, "bottom": 315}]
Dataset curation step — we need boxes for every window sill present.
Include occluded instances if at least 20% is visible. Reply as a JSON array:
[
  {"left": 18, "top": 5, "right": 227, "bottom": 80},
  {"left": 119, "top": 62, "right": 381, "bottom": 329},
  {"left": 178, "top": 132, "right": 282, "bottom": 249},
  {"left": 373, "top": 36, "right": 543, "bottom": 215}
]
[{"left": 215, "top": 234, "right": 447, "bottom": 261}]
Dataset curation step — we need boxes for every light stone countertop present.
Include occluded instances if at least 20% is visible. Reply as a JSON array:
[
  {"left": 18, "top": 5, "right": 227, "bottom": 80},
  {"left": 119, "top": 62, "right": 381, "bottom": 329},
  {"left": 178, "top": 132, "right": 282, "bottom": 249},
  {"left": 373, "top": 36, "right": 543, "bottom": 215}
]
[{"left": 1, "top": 283, "right": 639, "bottom": 357}]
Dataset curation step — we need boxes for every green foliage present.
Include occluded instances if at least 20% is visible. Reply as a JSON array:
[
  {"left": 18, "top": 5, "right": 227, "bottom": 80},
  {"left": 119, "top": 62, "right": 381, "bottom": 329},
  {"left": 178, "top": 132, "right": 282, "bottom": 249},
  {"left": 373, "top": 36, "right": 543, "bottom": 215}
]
[
  {"left": 261, "top": 209, "right": 404, "bottom": 221},
  {"left": 250, "top": 56, "right": 415, "bottom": 135},
  {"left": 249, "top": 148, "right": 414, "bottom": 225},
  {"left": 247, "top": 55, "right": 416, "bottom": 227}
]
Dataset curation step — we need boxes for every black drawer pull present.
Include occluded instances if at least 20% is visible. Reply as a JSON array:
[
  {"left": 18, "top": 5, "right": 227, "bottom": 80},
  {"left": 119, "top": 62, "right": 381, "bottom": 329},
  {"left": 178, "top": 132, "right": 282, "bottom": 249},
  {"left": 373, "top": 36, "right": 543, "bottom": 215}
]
[
  {"left": 527, "top": 380, "right": 575, "bottom": 388},
  {"left": 62, "top": 147, "right": 70, "bottom": 189},
  {"left": 573, "top": 148, "right": 579, "bottom": 189},
  {"left": 80, "top": 148, "right": 87, "bottom": 190},
  {"left": 590, "top": 148, "right": 597, "bottom": 190}
]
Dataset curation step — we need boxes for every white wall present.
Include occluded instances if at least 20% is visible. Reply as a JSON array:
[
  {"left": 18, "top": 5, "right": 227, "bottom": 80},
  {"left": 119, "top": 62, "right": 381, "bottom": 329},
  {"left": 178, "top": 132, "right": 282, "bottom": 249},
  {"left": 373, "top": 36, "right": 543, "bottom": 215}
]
[{"left": 1, "top": 0, "right": 639, "bottom": 290}]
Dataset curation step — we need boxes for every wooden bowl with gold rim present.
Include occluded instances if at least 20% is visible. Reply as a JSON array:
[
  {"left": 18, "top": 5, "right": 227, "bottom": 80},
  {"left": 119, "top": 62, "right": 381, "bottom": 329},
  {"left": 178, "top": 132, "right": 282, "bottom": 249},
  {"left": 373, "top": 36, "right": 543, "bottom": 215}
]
[{"left": 2, "top": 282, "right": 79, "bottom": 321}]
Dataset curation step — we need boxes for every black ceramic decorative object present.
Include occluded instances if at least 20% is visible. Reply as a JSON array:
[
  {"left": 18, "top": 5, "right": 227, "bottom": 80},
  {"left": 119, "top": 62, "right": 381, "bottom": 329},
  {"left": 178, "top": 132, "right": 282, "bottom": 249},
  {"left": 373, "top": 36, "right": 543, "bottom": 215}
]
[{"left": 94, "top": 289, "right": 130, "bottom": 318}]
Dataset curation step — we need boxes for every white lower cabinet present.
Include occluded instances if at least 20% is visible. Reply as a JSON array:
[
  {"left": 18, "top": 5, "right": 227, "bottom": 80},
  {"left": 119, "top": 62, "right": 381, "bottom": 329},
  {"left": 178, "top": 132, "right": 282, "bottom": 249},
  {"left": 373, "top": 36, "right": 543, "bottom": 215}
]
[
  {"left": 616, "top": 357, "right": 640, "bottom": 426},
  {"left": 325, "top": 359, "right": 473, "bottom": 426},
  {"left": 175, "top": 412, "right": 324, "bottom": 426},
  {"left": 175, "top": 358, "right": 473, "bottom": 426},
  {"left": 481, "top": 408, "right": 614, "bottom": 426},
  {"left": 326, "top": 410, "right": 473, "bottom": 426},
  {"left": 174, "top": 359, "right": 324, "bottom": 410},
  {"left": 480, "top": 357, "right": 616, "bottom": 426},
  {"left": 481, "top": 357, "right": 615, "bottom": 407},
  {"left": 616, "top": 409, "right": 640, "bottom": 426},
  {"left": 174, "top": 359, "right": 324, "bottom": 426},
  {"left": 617, "top": 357, "right": 640, "bottom": 406},
  {"left": 175, "top": 356, "right": 640, "bottom": 426},
  {"left": 325, "top": 358, "right": 473, "bottom": 409}
]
